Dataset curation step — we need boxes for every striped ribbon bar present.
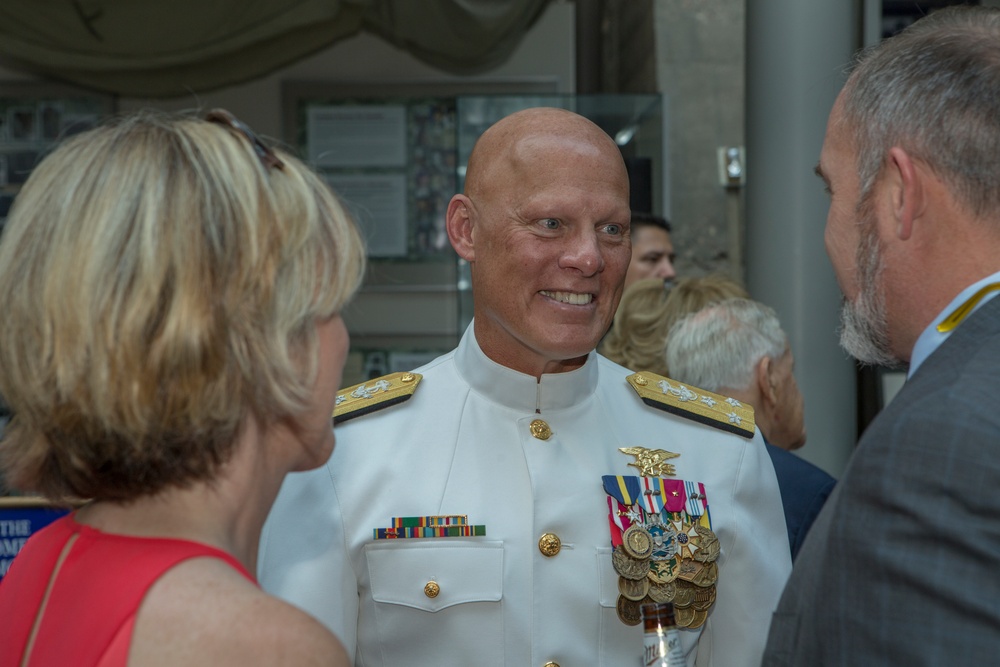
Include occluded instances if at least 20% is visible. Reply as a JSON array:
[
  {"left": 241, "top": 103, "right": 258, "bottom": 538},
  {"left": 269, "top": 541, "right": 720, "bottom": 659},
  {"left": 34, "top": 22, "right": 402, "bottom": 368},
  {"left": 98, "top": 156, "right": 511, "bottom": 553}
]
[
  {"left": 392, "top": 515, "right": 468, "bottom": 528},
  {"left": 684, "top": 481, "right": 712, "bottom": 528},
  {"left": 639, "top": 477, "right": 665, "bottom": 514},
  {"left": 374, "top": 524, "right": 487, "bottom": 540},
  {"left": 602, "top": 475, "right": 642, "bottom": 506}
]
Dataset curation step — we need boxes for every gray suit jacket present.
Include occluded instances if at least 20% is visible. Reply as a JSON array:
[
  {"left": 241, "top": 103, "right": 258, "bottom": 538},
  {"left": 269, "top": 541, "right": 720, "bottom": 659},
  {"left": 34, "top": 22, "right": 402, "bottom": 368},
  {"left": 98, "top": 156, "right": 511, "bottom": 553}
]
[{"left": 762, "top": 295, "right": 1000, "bottom": 666}]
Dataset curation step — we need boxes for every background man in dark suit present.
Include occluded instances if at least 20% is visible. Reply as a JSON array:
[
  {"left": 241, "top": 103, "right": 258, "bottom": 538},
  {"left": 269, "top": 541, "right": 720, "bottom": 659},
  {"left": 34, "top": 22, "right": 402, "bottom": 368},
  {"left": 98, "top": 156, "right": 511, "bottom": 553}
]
[
  {"left": 763, "top": 6, "right": 1000, "bottom": 664},
  {"left": 665, "top": 297, "right": 836, "bottom": 561},
  {"left": 623, "top": 212, "right": 676, "bottom": 290}
]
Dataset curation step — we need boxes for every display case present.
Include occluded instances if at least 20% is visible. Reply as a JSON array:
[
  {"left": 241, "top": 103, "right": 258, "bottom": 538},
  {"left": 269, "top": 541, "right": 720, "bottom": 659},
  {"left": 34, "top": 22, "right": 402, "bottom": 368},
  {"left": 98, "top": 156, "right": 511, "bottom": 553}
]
[{"left": 0, "top": 83, "right": 115, "bottom": 235}]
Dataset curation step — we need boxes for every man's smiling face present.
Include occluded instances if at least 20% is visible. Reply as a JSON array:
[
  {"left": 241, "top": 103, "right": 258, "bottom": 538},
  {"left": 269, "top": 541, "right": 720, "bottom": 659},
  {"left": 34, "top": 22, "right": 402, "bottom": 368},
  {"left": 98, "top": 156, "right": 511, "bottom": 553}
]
[{"left": 461, "top": 110, "right": 632, "bottom": 376}]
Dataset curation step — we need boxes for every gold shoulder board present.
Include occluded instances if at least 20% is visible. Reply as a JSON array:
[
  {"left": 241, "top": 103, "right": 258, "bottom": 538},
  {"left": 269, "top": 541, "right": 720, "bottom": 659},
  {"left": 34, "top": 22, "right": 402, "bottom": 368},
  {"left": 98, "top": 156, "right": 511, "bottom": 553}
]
[
  {"left": 333, "top": 372, "right": 422, "bottom": 425},
  {"left": 626, "top": 371, "right": 755, "bottom": 439}
]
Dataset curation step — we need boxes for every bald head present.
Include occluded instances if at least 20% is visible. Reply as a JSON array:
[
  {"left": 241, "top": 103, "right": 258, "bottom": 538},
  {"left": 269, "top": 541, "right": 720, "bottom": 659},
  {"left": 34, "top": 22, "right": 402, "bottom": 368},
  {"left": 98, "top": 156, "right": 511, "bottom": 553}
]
[
  {"left": 445, "top": 106, "right": 632, "bottom": 377},
  {"left": 465, "top": 107, "right": 628, "bottom": 201}
]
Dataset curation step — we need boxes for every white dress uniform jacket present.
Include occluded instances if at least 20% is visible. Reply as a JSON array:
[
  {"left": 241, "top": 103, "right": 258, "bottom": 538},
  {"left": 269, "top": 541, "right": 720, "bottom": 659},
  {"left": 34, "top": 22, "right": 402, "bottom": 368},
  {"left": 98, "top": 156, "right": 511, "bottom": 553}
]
[{"left": 259, "top": 326, "right": 790, "bottom": 667}]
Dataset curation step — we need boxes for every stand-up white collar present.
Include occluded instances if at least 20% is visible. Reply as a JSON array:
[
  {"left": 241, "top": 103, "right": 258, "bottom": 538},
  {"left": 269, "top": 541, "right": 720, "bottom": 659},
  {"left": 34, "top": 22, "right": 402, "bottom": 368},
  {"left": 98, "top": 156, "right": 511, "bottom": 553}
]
[{"left": 454, "top": 323, "right": 599, "bottom": 413}]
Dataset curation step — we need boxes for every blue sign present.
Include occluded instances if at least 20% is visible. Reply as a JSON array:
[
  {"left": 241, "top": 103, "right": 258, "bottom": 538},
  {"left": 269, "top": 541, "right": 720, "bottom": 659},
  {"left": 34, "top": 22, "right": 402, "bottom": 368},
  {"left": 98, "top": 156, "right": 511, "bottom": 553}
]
[{"left": 0, "top": 501, "right": 70, "bottom": 581}]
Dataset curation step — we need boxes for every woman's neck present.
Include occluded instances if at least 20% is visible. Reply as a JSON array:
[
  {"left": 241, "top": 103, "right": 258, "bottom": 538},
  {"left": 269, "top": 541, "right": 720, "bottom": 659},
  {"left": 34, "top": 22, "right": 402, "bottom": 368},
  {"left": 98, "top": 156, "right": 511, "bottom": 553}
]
[{"left": 74, "top": 416, "right": 291, "bottom": 574}]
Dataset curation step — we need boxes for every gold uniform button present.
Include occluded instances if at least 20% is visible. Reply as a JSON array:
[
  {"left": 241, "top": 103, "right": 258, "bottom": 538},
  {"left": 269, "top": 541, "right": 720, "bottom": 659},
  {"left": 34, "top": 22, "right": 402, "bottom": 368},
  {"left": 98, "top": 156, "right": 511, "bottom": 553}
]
[
  {"left": 543, "top": 662, "right": 560, "bottom": 667},
  {"left": 538, "top": 533, "right": 561, "bottom": 557},
  {"left": 424, "top": 581, "right": 440, "bottom": 598},
  {"left": 529, "top": 419, "right": 552, "bottom": 440}
]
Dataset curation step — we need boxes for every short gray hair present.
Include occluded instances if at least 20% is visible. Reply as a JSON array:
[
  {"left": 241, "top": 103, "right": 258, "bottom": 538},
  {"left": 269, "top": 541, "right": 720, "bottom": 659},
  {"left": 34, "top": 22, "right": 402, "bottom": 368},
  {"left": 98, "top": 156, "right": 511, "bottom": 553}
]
[
  {"left": 844, "top": 6, "right": 1000, "bottom": 218},
  {"left": 666, "top": 298, "right": 787, "bottom": 392}
]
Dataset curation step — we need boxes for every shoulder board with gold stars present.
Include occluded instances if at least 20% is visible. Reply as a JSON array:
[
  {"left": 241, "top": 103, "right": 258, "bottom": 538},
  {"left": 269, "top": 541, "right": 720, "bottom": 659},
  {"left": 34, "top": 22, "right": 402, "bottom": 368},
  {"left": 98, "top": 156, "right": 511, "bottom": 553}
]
[
  {"left": 333, "top": 372, "right": 422, "bottom": 425},
  {"left": 626, "top": 371, "right": 755, "bottom": 439}
]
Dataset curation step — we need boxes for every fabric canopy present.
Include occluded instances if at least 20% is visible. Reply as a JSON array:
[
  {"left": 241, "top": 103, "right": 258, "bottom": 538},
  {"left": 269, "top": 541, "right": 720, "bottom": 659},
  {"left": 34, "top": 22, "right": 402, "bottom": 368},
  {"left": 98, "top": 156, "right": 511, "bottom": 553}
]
[{"left": 0, "top": 0, "right": 552, "bottom": 97}]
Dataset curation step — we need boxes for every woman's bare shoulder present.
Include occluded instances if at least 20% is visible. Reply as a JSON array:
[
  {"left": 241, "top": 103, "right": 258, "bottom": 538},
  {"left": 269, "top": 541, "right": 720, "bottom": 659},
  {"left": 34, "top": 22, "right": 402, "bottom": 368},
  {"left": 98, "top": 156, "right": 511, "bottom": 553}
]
[{"left": 130, "top": 556, "right": 349, "bottom": 666}]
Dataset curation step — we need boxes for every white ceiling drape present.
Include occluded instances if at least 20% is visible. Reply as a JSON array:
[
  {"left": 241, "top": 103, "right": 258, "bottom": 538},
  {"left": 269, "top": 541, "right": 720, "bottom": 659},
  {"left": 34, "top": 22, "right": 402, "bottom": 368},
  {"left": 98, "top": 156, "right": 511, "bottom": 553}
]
[{"left": 0, "top": 0, "right": 553, "bottom": 97}]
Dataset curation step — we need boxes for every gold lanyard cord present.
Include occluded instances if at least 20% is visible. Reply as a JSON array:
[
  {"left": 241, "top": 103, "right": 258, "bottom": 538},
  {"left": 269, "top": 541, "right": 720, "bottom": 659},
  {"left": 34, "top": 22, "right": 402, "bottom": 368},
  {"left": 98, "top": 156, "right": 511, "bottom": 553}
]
[{"left": 936, "top": 282, "right": 1000, "bottom": 333}]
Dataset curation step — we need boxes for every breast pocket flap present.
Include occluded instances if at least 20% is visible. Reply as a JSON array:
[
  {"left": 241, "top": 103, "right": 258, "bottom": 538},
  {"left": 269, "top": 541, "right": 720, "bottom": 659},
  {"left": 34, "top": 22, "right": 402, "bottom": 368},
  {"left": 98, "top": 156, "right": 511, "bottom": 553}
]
[{"left": 366, "top": 540, "right": 503, "bottom": 612}]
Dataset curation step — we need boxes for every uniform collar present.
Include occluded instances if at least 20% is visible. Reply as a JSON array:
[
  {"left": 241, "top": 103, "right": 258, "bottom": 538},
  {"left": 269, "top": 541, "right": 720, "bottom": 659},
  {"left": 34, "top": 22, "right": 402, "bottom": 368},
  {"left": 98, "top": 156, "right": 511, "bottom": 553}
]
[{"left": 455, "top": 323, "right": 599, "bottom": 413}]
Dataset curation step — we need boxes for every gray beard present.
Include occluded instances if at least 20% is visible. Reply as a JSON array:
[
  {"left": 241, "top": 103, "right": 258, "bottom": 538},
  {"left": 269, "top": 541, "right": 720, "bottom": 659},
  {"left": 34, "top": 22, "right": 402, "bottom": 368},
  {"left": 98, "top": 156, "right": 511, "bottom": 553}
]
[
  {"left": 839, "top": 296, "right": 898, "bottom": 367},
  {"left": 837, "top": 214, "right": 900, "bottom": 368}
]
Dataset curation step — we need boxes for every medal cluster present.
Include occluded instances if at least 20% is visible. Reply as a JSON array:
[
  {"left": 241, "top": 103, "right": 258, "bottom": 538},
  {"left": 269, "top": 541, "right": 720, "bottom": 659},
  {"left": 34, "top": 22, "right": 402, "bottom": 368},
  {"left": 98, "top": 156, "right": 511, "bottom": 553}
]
[{"left": 613, "top": 516, "right": 720, "bottom": 629}]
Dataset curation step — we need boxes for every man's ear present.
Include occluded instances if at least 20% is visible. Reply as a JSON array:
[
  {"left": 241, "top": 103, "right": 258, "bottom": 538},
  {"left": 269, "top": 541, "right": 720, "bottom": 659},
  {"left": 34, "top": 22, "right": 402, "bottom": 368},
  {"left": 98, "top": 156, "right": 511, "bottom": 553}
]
[
  {"left": 756, "top": 356, "right": 779, "bottom": 409},
  {"left": 886, "top": 146, "right": 926, "bottom": 241},
  {"left": 446, "top": 194, "right": 476, "bottom": 262}
]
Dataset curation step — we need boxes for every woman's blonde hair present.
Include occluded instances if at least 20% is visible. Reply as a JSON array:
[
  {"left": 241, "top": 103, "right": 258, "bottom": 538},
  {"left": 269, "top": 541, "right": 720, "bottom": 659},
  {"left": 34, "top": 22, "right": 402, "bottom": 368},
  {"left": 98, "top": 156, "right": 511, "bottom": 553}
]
[
  {"left": 0, "top": 109, "right": 365, "bottom": 501},
  {"left": 601, "top": 274, "right": 749, "bottom": 376}
]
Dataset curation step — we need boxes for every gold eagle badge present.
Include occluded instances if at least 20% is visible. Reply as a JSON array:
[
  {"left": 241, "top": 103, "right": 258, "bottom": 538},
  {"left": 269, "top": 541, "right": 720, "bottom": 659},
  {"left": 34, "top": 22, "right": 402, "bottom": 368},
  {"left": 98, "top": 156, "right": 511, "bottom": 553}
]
[{"left": 619, "top": 446, "right": 680, "bottom": 477}]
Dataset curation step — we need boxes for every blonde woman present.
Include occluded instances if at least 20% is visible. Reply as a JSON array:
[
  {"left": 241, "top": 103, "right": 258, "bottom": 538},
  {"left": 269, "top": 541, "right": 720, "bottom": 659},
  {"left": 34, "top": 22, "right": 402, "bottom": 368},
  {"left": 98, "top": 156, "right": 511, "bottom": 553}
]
[
  {"left": 601, "top": 274, "right": 748, "bottom": 375},
  {"left": 0, "top": 109, "right": 365, "bottom": 666}
]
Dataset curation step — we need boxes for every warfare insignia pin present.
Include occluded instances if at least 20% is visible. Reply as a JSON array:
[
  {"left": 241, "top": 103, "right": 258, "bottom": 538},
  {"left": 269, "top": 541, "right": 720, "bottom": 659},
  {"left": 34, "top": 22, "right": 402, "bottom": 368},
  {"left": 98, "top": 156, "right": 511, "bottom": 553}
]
[{"left": 619, "top": 446, "right": 680, "bottom": 477}]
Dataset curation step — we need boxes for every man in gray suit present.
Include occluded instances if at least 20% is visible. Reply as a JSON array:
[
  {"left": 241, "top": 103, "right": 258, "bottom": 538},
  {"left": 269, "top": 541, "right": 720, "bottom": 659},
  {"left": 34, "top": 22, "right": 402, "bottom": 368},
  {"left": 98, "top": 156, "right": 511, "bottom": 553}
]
[{"left": 763, "top": 6, "right": 1000, "bottom": 664}]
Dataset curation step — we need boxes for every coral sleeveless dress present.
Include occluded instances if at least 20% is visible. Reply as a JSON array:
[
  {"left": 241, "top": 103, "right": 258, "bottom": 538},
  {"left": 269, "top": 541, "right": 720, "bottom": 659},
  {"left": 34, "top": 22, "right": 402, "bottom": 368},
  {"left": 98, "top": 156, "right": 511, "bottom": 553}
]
[{"left": 0, "top": 515, "right": 255, "bottom": 666}]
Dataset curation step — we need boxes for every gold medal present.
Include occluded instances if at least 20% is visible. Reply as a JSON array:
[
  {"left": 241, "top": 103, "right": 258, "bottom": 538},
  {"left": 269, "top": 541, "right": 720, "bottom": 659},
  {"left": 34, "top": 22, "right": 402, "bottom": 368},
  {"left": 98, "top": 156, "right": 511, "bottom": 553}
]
[
  {"left": 674, "top": 605, "right": 696, "bottom": 628},
  {"left": 612, "top": 545, "right": 650, "bottom": 580},
  {"left": 618, "top": 575, "right": 650, "bottom": 601},
  {"left": 647, "top": 556, "right": 679, "bottom": 584},
  {"left": 676, "top": 558, "right": 704, "bottom": 583},
  {"left": 688, "top": 608, "right": 708, "bottom": 629},
  {"left": 621, "top": 524, "right": 654, "bottom": 560},
  {"left": 647, "top": 580, "right": 676, "bottom": 604},
  {"left": 691, "top": 584, "right": 716, "bottom": 611},
  {"left": 693, "top": 524, "right": 720, "bottom": 563},
  {"left": 616, "top": 595, "right": 643, "bottom": 626},
  {"left": 690, "top": 561, "right": 718, "bottom": 588},
  {"left": 673, "top": 580, "right": 695, "bottom": 608}
]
